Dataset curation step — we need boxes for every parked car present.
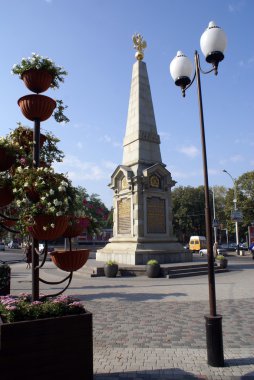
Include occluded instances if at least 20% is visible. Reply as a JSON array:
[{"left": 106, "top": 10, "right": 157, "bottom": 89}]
[
  {"left": 239, "top": 243, "right": 248, "bottom": 251},
  {"left": 217, "top": 247, "right": 228, "bottom": 255},
  {"left": 0, "top": 242, "right": 5, "bottom": 251},
  {"left": 39, "top": 243, "right": 54, "bottom": 253},
  {"left": 199, "top": 249, "right": 207, "bottom": 256}
]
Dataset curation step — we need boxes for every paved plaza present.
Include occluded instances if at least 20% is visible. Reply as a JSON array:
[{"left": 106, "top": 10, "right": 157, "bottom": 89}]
[{"left": 8, "top": 254, "right": 254, "bottom": 379}]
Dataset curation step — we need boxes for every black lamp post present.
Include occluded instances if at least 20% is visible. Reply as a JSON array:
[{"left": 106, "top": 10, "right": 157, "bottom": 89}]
[
  {"left": 223, "top": 169, "right": 240, "bottom": 255},
  {"left": 170, "top": 21, "right": 227, "bottom": 367}
]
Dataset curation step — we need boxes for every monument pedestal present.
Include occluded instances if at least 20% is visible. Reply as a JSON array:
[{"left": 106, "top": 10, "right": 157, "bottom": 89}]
[{"left": 97, "top": 238, "right": 192, "bottom": 265}]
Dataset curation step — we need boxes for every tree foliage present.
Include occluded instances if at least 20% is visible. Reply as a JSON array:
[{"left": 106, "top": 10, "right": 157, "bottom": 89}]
[{"left": 172, "top": 171, "right": 254, "bottom": 244}]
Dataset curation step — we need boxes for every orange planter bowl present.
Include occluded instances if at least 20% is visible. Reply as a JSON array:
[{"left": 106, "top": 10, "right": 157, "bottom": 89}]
[
  {"left": 29, "top": 215, "right": 68, "bottom": 241},
  {"left": 21, "top": 69, "right": 53, "bottom": 94},
  {"left": 18, "top": 94, "right": 56, "bottom": 122},
  {"left": 50, "top": 249, "right": 90, "bottom": 272}
]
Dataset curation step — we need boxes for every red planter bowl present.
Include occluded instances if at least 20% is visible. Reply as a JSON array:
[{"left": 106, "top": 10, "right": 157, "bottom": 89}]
[
  {"left": 0, "top": 147, "right": 16, "bottom": 171},
  {"left": 51, "top": 249, "right": 90, "bottom": 272},
  {"left": 0, "top": 185, "right": 14, "bottom": 207},
  {"left": 18, "top": 94, "right": 56, "bottom": 122},
  {"left": 21, "top": 69, "right": 53, "bottom": 94},
  {"left": 25, "top": 188, "right": 40, "bottom": 203},
  {"left": 2, "top": 219, "right": 16, "bottom": 228},
  {"left": 62, "top": 216, "right": 90, "bottom": 238},
  {"left": 29, "top": 215, "right": 68, "bottom": 241}
]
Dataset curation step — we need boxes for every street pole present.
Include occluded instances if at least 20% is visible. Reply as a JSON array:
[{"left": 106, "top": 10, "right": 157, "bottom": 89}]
[
  {"left": 195, "top": 55, "right": 224, "bottom": 367},
  {"left": 223, "top": 169, "right": 239, "bottom": 255},
  {"left": 212, "top": 188, "right": 217, "bottom": 244},
  {"left": 169, "top": 21, "right": 227, "bottom": 367}
]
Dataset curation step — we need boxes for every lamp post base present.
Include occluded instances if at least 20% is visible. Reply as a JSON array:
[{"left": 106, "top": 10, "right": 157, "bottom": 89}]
[{"left": 205, "top": 315, "right": 224, "bottom": 367}]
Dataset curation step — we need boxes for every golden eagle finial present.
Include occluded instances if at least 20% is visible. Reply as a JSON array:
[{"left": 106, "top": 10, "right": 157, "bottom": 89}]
[{"left": 132, "top": 33, "right": 147, "bottom": 61}]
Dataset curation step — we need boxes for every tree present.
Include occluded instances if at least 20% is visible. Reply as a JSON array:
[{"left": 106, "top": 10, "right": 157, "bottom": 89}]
[{"left": 172, "top": 186, "right": 206, "bottom": 242}]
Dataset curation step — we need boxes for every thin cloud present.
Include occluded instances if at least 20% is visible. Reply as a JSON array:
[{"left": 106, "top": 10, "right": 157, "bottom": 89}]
[
  {"left": 219, "top": 154, "right": 244, "bottom": 165},
  {"left": 239, "top": 57, "right": 254, "bottom": 68},
  {"left": 53, "top": 154, "right": 111, "bottom": 181},
  {"left": 177, "top": 145, "right": 199, "bottom": 158},
  {"left": 159, "top": 131, "right": 171, "bottom": 141},
  {"left": 100, "top": 134, "right": 121, "bottom": 148},
  {"left": 228, "top": 1, "right": 245, "bottom": 12}
]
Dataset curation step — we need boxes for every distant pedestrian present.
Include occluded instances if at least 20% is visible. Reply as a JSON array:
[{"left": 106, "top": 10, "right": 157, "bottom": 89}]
[{"left": 25, "top": 244, "right": 32, "bottom": 269}]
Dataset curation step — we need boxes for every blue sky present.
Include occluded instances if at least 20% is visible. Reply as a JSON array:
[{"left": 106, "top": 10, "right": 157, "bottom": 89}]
[{"left": 0, "top": 0, "right": 253, "bottom": 208}]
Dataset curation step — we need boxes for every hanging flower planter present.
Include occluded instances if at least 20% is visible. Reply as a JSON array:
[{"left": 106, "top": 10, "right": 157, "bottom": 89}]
[
  {"left": 1, "top": 219, "right": 16, "bottom": 228},
  {"left": 0, "top": 147, "right": 16, "bottom": 172},
  {"left": 62, "top": 216, "right": 90, "bottom": 238},
  {"left": 18, "top": 94, "right": 56, "bottom": 122},
  {"left": 25, "top": 188, "right": 40, "bottom": 203},
  {"left": 21, "top": 69, "right": 53, "bottom": 94},
  {"left": 0, "top": 185, "right": 14, "bottom": 207},
  {"left": 19, "top": 128, "right": 47, "bottom": 150},
  {"left": 50, "top": 249, "right": 89, "bottom": 272},
  {"left": 29, "top": 215, "right": 68, "bottom": 241}
]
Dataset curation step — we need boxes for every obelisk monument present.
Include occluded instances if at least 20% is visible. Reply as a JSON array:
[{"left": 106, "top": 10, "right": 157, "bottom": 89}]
[{"left": 97, "top": 34, "right": 189, "bottom": 265}]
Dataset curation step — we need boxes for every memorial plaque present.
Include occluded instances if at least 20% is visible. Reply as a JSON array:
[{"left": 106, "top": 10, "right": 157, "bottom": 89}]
[
  {"left": 147, "top": 197, "right": 166, "bottom": 233},
  {"left": 118, "top": 198, "right": 131, "bottom": 234}
]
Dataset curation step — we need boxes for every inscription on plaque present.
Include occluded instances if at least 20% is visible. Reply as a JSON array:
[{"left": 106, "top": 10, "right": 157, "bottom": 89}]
[
  {"left": 118, "top": 198, "right": 131, "bottom": 234},
  {"left": 147, "top": 197, "right": 166, "bottom": 233}
]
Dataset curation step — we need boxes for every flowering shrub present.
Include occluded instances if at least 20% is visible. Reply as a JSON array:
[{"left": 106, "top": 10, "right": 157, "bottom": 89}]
[
  {"left": 0, "top": 294, "right": 86, "bottom": 323},
  {"left": 11, "top": 53, "right": 67, "bottom": 89}
]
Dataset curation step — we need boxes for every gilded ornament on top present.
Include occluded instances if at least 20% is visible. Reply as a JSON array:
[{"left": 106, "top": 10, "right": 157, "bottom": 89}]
[{"left": 132, "top": 33, "right": 147, "bottom": 61}]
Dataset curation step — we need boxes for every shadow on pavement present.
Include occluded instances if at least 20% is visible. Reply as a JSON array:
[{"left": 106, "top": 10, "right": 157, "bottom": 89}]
[
  {"left": 94, "top": 368, "right": 202, "bottom": 379},
  {"left": 75, "top": 291, "right": 187, "bottom": 302},
  {"left": 226, "top": 357, "right": 254, "bottom": 367}
]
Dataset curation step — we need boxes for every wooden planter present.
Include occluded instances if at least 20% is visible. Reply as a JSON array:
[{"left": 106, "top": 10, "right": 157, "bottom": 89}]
[
  {"left": 0, "top": 312, "right": 93, "bottom": 380},
  {"left": 0, "top": 185, "right": 14, "bottom": 207},
  {"left": 0, "top": 147, "right": 15, "bottom": 171},
  {"left": 104, "top": 263, "right": 119, "bottom": 278},
  {"left": 62, "top": 216, "right": 90, "bottom": 238},
  {"left": 146, "top": 263, "right": 161, "bottom": 278},
  {"left": 29, "top": 215, "right": 68, "bottom": 241},
  {"left": 21, "top": 69, "right": 53, "bottom": 94},
  {"left": 18, "top": 94, "right": 56, "bottom": 122},
  {"left": 50, "top": 249, "right": 89, "bottom": 272}
]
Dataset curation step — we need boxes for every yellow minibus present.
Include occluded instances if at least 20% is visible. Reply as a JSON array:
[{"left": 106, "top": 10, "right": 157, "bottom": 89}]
[{"left": 189, "top": 236, "right": 207, "bottom": 252}]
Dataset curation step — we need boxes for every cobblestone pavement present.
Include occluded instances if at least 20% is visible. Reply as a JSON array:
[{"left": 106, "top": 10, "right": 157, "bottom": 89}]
[
  {"left": 87, "top": 299, "right": 254, "bottom": 379},
  {"left": 8, "top": 255, "right": 254, "bottom": 379}
]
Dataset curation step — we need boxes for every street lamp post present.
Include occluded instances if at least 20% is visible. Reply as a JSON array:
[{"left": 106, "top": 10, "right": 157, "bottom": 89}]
[
  {"left": 170, "top": 21, "right": 227, "bottom": 367},
  {"left": 223, "top": 169, "right": 240, "bottom": 255},
  {"left": 212, "top": 188, "right": 218, "bottom": 245}
]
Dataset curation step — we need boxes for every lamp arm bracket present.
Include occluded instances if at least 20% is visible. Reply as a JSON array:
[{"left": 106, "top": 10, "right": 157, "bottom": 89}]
[{"left": 185, "top": 70, "right": 196, "bottom": 92}]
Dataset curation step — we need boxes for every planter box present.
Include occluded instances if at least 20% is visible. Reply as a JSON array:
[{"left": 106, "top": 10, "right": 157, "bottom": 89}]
[{"left": 0, "top": 312, "right": 93, "bottom": 380}]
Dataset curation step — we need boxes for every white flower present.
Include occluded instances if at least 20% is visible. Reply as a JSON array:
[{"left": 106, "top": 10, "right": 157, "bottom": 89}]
[
  {"left": 24, "top": 182, "right": 29, "bottom": 187},
  {"left": 50, "top": 223, "right": 55, "bottom": 229},
  {"left": 49, "top": 189, "right": 54, "bottom": 195},
  {"left": 43, "top": 226, "right": 47, "bottom": 231}
]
